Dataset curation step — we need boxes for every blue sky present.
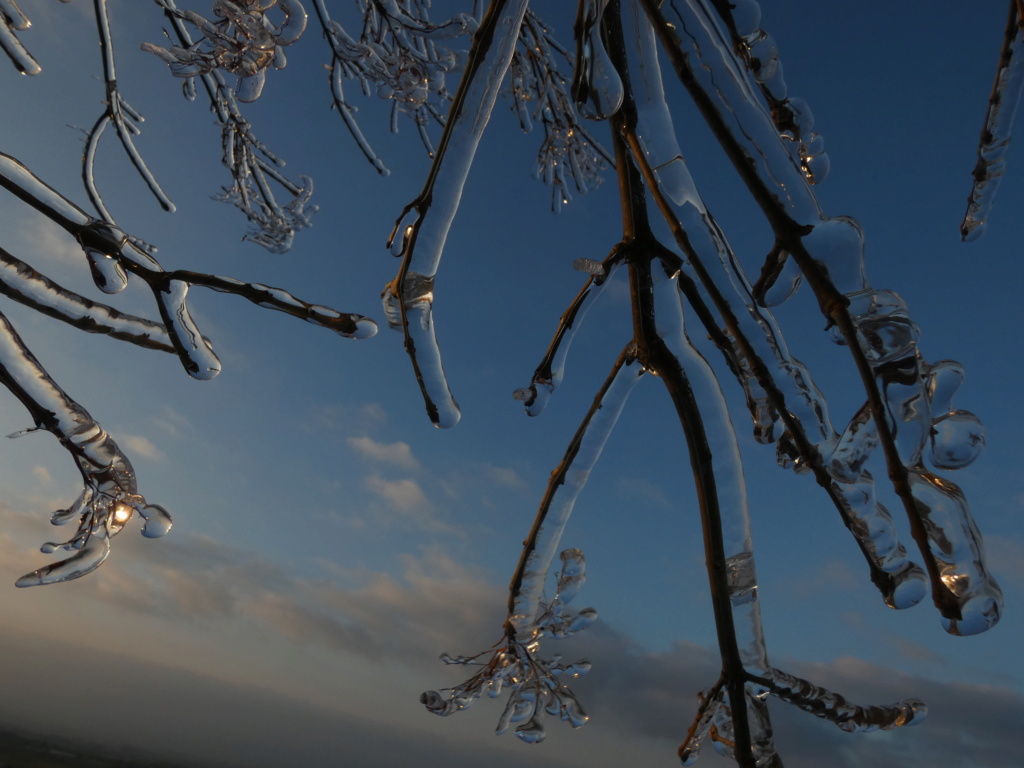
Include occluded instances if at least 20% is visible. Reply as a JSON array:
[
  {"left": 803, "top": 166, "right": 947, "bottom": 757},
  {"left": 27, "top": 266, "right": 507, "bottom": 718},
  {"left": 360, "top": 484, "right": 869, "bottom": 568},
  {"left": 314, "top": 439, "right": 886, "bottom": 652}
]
[{"left": 0, "top": 1, "right": 1022, "bottom": 767}]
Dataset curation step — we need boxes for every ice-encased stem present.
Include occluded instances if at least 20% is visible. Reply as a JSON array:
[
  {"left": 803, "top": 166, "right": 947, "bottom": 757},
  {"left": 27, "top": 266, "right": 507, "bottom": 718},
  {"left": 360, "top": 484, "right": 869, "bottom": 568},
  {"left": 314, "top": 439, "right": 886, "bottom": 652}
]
[
  {"left": 516, "top": 253, "right": 624, "bottom": 417},
  {"left": 85, "top": 0, "right": 175, "bottom": 217},
  {"left": 960, "top": 0, "right": 1024, "bottom": 241},
  {"left": 644, "top": 263, "right": 776, "bottom": 768},
  {"left": 0, "top": 0, "right": 41, "bottom": 75},
  {"left": 506, "top": 347, "right": 645, "bottom": 636},
  {"left": 309, "top": 0, "right": 389, "bottom": 175},
  {"left": 0, "top": 153, "right": 375, "bottom": 371},
  {"left": 0, "top": 247, "right": 174, "bottom": 352},
  {"left": 0, "top": 311, "right": 124, "bottom": 471},
  {"left": 385, "top": 0, "right": 531, "bottom": 428},
  {"left": 761, "top": 667, "right": 925, "bottom": 733},
  {"left": 601, "top": 9, "right": 776, "bottom": 756}
]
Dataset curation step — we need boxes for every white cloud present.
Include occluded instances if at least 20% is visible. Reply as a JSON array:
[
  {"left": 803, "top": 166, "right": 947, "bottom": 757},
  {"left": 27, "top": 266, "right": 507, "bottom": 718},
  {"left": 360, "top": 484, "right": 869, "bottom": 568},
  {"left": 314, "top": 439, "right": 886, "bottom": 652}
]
[
  {"left": 31, "top": 465, "right": 53, "bottom": 485},
  {"left": 347, "top": 436, "right": 419, "bottom": 469},
  {"left": 365, "top": 475, "right": 430, "bottom": 513},
  {"left": 482, "top": 464, "right": 526, "bottom": 489},
  {"left": 153, "top": 406, "right": 192, "bottom": 437},
  {"left": 121, "top": 434, "right": 164, "bottom": 461},
  {"left": 14, "top": 211, "right": 82, "bottom": 265}
]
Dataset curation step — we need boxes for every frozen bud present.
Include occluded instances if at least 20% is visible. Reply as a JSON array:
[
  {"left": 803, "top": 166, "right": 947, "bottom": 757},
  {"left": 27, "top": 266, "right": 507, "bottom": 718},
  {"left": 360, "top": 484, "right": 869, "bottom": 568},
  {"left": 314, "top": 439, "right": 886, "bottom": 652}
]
[
  {"left": 730, "top": 0, "right": 762, "bottom": 39},
  {"left": 928, "top": 410, "right": 985, "bottom": 470},
  {"left": 420, "top": 690, "right": 455, "bottom": 716}
]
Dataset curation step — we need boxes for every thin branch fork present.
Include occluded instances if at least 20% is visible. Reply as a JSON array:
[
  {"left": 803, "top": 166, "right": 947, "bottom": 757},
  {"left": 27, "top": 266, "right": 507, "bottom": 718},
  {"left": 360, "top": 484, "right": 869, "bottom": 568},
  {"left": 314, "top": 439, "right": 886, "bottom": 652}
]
[{"left": 604, "top": 5, "right": 764, "bottom": 762}]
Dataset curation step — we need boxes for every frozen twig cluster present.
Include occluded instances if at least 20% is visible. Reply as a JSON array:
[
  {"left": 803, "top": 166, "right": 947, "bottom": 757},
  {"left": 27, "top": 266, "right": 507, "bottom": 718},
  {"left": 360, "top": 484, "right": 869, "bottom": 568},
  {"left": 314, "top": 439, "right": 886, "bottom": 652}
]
[{"left": 0, "top": 1, "right": 1012, "bottom": 766}]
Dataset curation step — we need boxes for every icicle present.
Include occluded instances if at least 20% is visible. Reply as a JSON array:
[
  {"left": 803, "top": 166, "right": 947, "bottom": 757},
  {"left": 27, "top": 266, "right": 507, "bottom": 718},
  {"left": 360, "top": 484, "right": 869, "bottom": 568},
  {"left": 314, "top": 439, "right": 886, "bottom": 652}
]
[
  {"left": 0, "top": 0, "right": 41, "bottom": 75},
  {"left": 908, "top": 470, "right": 1002, "bottom": 636},
  {"left": 509, "top": 350, "right": 645, "bottom": 634},
  {"left": 766, "top": 667, "right": 925, "bottom": 732},
  {"left": 151, "top": 279, "right": 222, "bottom": 381},
  {"left": 571, "top": 0, "right": 624, "bottom": 120},
  {"left": 0, "top": 312, "right": 169, "bottom": 587},
  {"left": 625, "top": 2, "right": 698, "bottom": 207},
  {"left": 386, "top": 0, "right": 531, "bottom": 428},
  {"left": 517, "top": 260, "right": 622, "bottom": 417}
]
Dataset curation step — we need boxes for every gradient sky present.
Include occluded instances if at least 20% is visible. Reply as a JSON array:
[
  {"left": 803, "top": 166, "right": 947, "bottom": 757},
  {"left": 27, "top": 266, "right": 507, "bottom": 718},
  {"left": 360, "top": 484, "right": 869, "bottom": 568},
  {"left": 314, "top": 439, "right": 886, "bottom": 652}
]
[{"left": 0, "top": 2, "right": 1022, "bottom": 767}]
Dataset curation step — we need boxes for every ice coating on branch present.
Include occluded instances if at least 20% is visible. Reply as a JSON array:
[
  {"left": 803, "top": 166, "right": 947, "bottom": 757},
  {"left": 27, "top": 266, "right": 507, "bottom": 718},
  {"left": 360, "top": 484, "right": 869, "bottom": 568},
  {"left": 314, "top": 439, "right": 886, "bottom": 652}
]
[
  {"left": 0, "top": 248, "right": 174, "bottom": 352},
  {"left": 0, "top": 313, "right": 170, "bottom": 586},
  {"left": 766, "top": 667, "right": 925, "bottom": 732},
  {"left": 510, "top": 351, "right": 644, "bottom": 636},
  {"left": 648, "top": 267, "right": 777, "bottom": 765},
  {"left": 571, "top": 0, "right": 624, "bottom": 120},
  {"left": 626, "top": 2, "right": 697, "bottom": 207},
  {"left": 144, "top": 0, "right": 308, "bottom": 102},
  {"left": 710, "top": 0, "right": 829, "bottom": 184},
  {"left": 0, "top": 0, "right": 41, "bottom": 75},
  {"left": 422, "top": 548, "right": 594, "bottom": 743},
  {"left": 828, "top": 283, "right": 1001, "bottom": 631},
  {"left": 656, "top": 0, "right": 822, "bottom": 225},
  {"left": 618, "top": 49, "right": 922, "bottom": 610},
  {"left": 84, "top": 0, "right": 175, "bottom": 222},
  {"left": 382, "top": 274, "right": 459, "bottom": 428},
  {"left": 518, "top": 260, "right": 622, "bottom": 417},
  {"left": 961, "top": 2, "right": 1024, "bottom": 241},
  {"left": 386, "top": 0, "right": 530, "bottom": 428}
]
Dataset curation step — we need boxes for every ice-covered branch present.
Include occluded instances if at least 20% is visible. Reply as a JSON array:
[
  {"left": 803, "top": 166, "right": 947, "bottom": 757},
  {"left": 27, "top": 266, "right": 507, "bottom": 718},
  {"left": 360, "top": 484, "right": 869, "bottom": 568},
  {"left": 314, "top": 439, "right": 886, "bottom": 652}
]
[
  {"left": 512, "top": 249, "right": 624, "bottom": 416},
  {"left": 508, "top": 346, "right": 644, "bottom": 637},
  {"left": 0, "top": 247, "right": 174, "bottom": 352},
  {"left": 423, "top": 548, "right": 595, "bottom": 743},
  {"left": 640, "top": 0, "right": 1001, "bottom": 632},
  {"left": 961, "top": 0, "right": 1024, "bottom": 240},
  {"left": 383, "top": 0, "right": 530, "bottom": 428},
  {"left": 0, "top": 0, "right": 45, "bottom": 75},
  {"left": 0, "top": 152, "right": 376, "bottom": 365},
  {"left": 0, "top": 310, "right": 171, "bottom": 586},
  {"left": 85, "top": 0, "right": 175, "bottom": 220},
  {"left": 618, "top": 54, "right": 926, "bottom": 610}
]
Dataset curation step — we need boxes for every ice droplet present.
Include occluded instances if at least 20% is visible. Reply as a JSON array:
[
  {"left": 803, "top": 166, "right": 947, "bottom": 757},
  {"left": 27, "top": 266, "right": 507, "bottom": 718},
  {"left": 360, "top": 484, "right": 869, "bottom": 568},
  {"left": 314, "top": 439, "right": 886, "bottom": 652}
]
[
  {"left": 137, "top": 503, "right": 173, "bottom": 538},
  {"left": 572, "top": 0, "right": 623, "bottom": 120},
  {"left": 928, "top": 411, "right": 985, "bottom": 470},
  {"left": 730, "top": 0, "right": 762, "bottom": 38}
]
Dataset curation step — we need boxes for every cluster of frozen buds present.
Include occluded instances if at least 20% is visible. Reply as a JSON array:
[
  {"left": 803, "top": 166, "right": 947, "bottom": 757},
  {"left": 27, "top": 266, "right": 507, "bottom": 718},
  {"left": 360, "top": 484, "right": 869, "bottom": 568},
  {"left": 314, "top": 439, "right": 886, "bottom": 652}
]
[
  {"left": 719, "top": 0, "right": 829, "bottom": 184},
  {"left": 508, "top": 12, "right": 610, "bottom": 212},
  {"left": 421, "top": 549, "right": 596, "bottom": 743},
  {"left": 143, "top": 0, "right": 308, "bottom": 102},
  {"left": 12, "top": 424, "right": 172, "bottom": 588}
]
